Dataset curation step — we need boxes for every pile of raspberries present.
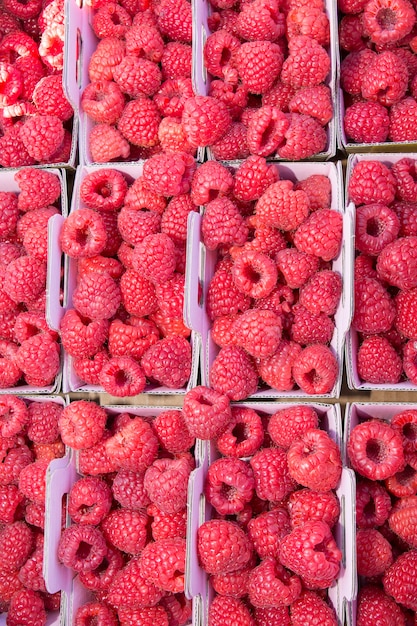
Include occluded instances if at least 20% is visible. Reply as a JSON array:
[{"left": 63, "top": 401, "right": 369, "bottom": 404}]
[
  {"left": 56, "top": 400, "right": 195, "bottom": 626},
  {"left": 0, "top": 396, "right": 65, "bottom": 625},
  {"left": 201, "top": 158, "right": 343, "bottom": 397},
  {"left": 349, "top": 157, "right": 417, "bottom": 386},
  {"left": 347, "top": 409, "right": 417, "bottom": 624},
  {"left": 0, "top": 0, "right": 74, "bottom": 167},
  {"left": 339, "top": 0, "right": 417, "bottom": 144},
  {"left": 0, "top": 167, "right": 62, "bottom": 390}
]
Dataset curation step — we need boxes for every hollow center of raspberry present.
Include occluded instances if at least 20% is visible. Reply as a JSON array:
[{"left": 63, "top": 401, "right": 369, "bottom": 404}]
[
  {"left": 403, "top": 422, "right": 417, "bottom": 443},
  {"left": 243, "top": 265, "right": 261, "bottom": 284},
  {"left": 304, "top": 368, "right": 321, "bottom": 387},
  {"left": 232, "top": 422, "right": 249, "bottom": 443},
  {"left": 95, "top": 555, "right": 110, "bottom": 574},
  {"left": 115, "top": 369, "right": 129, "bottom": 387},
  {"left": 365, "top": 438, "right": 386, "bottom": 464},
  {"left": 363, "top": 498, "right": 376, "bottom": 519},
  {"left": 221, "top": 482, "right": 237, "bottom": 501},
  {"left": 395, "top": 464, "right": 416, "bottom": 486},
  {"left": 75, "top": 228, "right": 89, "bottom": 247},
  {"left": 76, "top": 540, "right": 93, "bottom": 560},
  {"left": 376, "top": 7, "right": 397, "bottom": 30},
  {"left": 47, "top": 36, "right": 64, "bottom": 58},
  {"left": 260, "top": 120, "right": 279, "bottom": 149},
  {"left": 95, "top": 183, "right": 112, "bottom": 198},
  {"left": 366, "top": 217, "right": 385, "bottom": 237},
  {"left": 220, "top": 48, "right": 232, "bottom": 66},
  {"left": 111, "top": 12, "right": 122, "bottom": 24},
  {"left": 197, "top": 396, "right": 213, "bottom": 407},
  {"left": 79, "top": 503, "right": 96, "bottom": 516}
]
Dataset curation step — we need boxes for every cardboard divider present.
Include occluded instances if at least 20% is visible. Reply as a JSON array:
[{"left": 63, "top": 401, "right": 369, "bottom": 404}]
[
  {"left": 344, "top": 152, "right": 417, "bottom": 392},
  {"left": 185, "top": 402, "right": 352, "bottom": 626},
  {"left": 184, "top": 160, "right": 352, "bottom": 398}
]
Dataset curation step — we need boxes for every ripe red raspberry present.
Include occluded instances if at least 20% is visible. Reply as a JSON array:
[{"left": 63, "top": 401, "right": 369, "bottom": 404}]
[
  {"left": 288, "top": 85, "right": 333, "bottom": 126},
  {"left": 248, "top": 558, "right": 302, "bottom": 609},
  {"left": 210, "top": 345, "right": 258, "bottom": 400},
  {"left": 204, "top": 29, "right": 240, "bottom": 78},
  {"left": 114, "top": 55, "right": 162, "bottom": 98},
  {"left": 89, "top": 123, "right": 130, "bottom": 162},
  {"left": 18, "top": 539, "right": 46, "bottom": 592},
  {"left": 211, "top": 563, "right": 253, "bottom": 598},
  {"left": 15, "top": 334, "right": 60, "bottom": 387},
  {"left": 60, "top": 309, "right": 108, "bottom": 358},
  {"left": 0, "top": 192, "right": 18, "bottom": 240},
  {"left": 157, "top": 116, "right": 196, "bottom": 154},
  {"left": 232, "top": 250, "right": 278, "bottom": 298},
  {"left": 210, "top": 122, "right": 250, "bottom": 160},
  {"left": 112, "top": 469, "right": 150, "bottom": 510},
  {"left": 141, "top": 335, "right": 192, "bottom": 388},
  {"left": 75, "top": 602, "right": 118, "bottom": 626},
  {"left": 120, "top": 270, "right": 158, "bottom": 317},
  {"left": 287, "top": 428, "right": 342, "bottom": 490},
  {"left": 362, "top": 51, "right": 408, "bottom": 108},
  {"left": 234, "top": 41, "right": 283, "bottom": 94},
  {"left": 256, "top": 180, "right": 309, "bottom": 232},
  {"left": 107, "top": 555, "right": 164, "bottom": 608},
  {"left": 363, "top": 0, "right": 415, "bottom": 45},
  {"left": 197, "top": 519, "right": 253, "bottom": 574},
  {"left": 250, "top": 447, "right": 296, "bottom": 501},
  {"left": 236, "top": 0, "right": 285, "bottom": 40},
  {"left": 125, "top": 24, "right": 164, "bottom": 62},
  {"left": 395, "top": 288, "right": 417, "bottom": 339},
  {"left": 154, "top": 77, "right": 194, "bottom": 119},
  {"left": 182, "top": 385, "right": 231, "bottom": 439},
  {"left": 216, "top": 407, "right": 262, "bottom": 458},
  {"left": 392, "top": 409, "right": 417, "bottom": 452},
  {"left": 202, "top": 197, "right": 248, "bottom": 251},
  {"left": 388, "top": 495, "right": 417, "bottom": 547},
  {"left": 182, "top": 95, "right": 231, "bottom": 147},
  {"left": 142, "top": 152, "right": 196, "bottom": 196},
  {"left": 58, "top": 401, "right": 107, "bottom": 450},
  {"left": 0, "top": 395, "right": 28, "bottom": 438},
  {"left": 152, "top": 410, "right": 194, "bottom": 454},
  {"left": 18, "top": 458, "right": 49, "bottom": 503},
  {"left": 206, "top": 261, "right": 251, "bottom": 320},
  {"left": 140, "top": 537, "right": 186, "bottom": 593},
  {"left": 299, "top": 270, "right": 342, "bottom": 317},
  {"left": 279, "top": 520, "right": 341, "bottom": 588},
  {"left": 262, "top": 80, "right": 296, "bottom": 111},
  {"left": 389, "top": 96, "right": 417, "bottom": 142},
  {"left": 0, "top": 521, "right": 34, "bottom": 570},
  {"left": 32, "top": 74, "right": 73, "bottom": 122},
  {"left": 275, "top": 249, "right": 318, "bottom": 290},
  {"left": 268, "top": 405, "right": 318, "bottom": 449},
  {"left": 117, "top": 605, "right": 169, "bottom": 626},
  {"left": 3, "top": 256, "right": 46, "bottom": 305},
  {"left": 281, "top": 35, "right": 330, "bottom": 89},
  {"left": 79, "top": 168, "right": 127, "bottom": 212},
  {"left": 68, "top": 476, "right": 112, "bottom": 525},
  {"left": 357, "top": 335, "right": 403, "bottom": 384},
  {"left": 348, "top": 419, "right": 405, "bottom": 480},
  {"left": 391, "top": 158, "right": 417, "bottom": 202},
  {"left": 277, "top": 112, "right": 327, "bottom": 159},
  {"left": 246, "top": 106, "right": 289, "bottom": 157},
  {"left": 403, "top": 340, "right": 417, "bottom": 383},
  {"left": 295, "top": 209, "right": 343, "bottom": 262},
  {"left": 288, "top": 488, "right": 340, "bottom": 529},
  {"left": 355, "top": 203, "right": 400, "bottom": 256},
  {"left": 117, "top": 207, "right": 161, "bottom": 247},
  {"left": 356, "top": 585, "right": 406, "bottom": 626},
  {"left": 92, "top": 2, "right": 131, "bottom": 38},
  {"left": 208, "top": 77, "right": 248, "bottom": 120},
  {"left": 191, "top": 162, "right": 234, "bottom": 208},
  {"left": 209, "top": 596, "right": 254, "bottom": 626},
  {"left": 352, "top": 277, "right": 396, "bottom": 334},
  {"left": 20, "top": 114, "right": 64, "bottom": 163},
  {"left": 118, "top": 98, "right": 161, "bottom": 147},
  {"left": 160, "top": 42, "right": 192, "bottom": 79},
  {"left": 257, "top": 340, "right": 302, "bottom": 391},
  {"left": 377, "top": 236, "right": 417, "bottom": 290},
  {"left": 290, "top": 591, "right": 338, "bottom": 626},
  {"left": 144, "top": 456, "right": 191, "bottom": 514},
  {"left": 88, "top": 36, "right": 126, "bottom": 82},
  {"left": 82, "top": 80, "right": 125, "bottom": 125},
  {"left": 0, "top": 442, "right": 33, "bottom": 487},
  {"left": 292, "top": 344, "right": 339, "bottom": 394},
  {"left": 233, "top": 309, "right": 282, "bottom": 359},
  {"left": 108, "top": 318, "right": 158, "bottom": 361},
  {"left": 205, "top": 458, "right": 254, "bottom": 515},
  {"left": 349, "top": 160, "right": 396, "bottom": 206},
  {"left": 286, "top": 4, "right": 330, "bottom": 43},
  {"left": 58, "top": 524, "right": 107, "bottom": 573},
  {"left": 60, "top": 208, "right": 106, "bottom": 258},
  {"left": 356, "top": 479, "right": 392, "bottom": 529},
  {"left": 0, "top": 123, "right": 36, "bottom": 168},
  {"left": 73, "top": 271, "right": 121, "bottom": 320},
  {"left": 6, "top": 589, "right": 46, "bottom": 626},
  {"left": 247, "top": 507, "right": 291, "bottom": 559},
  {"left": 147, "top": 503, "right": 186, "bottom": 540},
  {"left": 233, "top": 157, "right": 279, "bottom": 203},
  {"left": 341, "top": 49, "right": 377, "bottom": 95},
  {"left": 383, "top": 550, "right": 417, "bottom": 610},
  {"left": 156, "top": 0, "right": 192, "bottom": 41},
  {"left": 0, "top": 484, "right": 24, "bottom": 523},
  {"left": 291, "top": 305, "right": 334, "bottom": 345},
  {"left": 357, "top": 528, "right": 393, "bottom": 577},
  {"left": 125, "top": 176, "right": 166, "bottom": 214},
  {"left": 101, "top": 508, "right": 148, "bottom": 554},
  {"left": 105, "top": 417, "right": 158, "bottom": 473}
]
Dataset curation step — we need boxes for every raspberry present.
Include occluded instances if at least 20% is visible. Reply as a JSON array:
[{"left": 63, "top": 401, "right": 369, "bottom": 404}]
[
  {"left": 154, "top": 78, "right": 194, "bottom": 119},
  {"left": 89, "top": 123, "right": 131, "bottom": 162},
  {"left": 190, "top": 161, "right": 233, "bottom": 206},
  {"left": 286, "top": 4, "right": 330, "bottom": 44},
  {"left": 32, "top": 74, "right": 73, "bottom": 122},
  {"left": 232, "top": 250, "right": 277, "bottom": 299},
  {"left": 247, "top": 508, "right": 291, "bottom": 559},
  {"left": 279, "top": 521, "right": 341, "bottom": 588},
  {"left": 140, "top": 537, "right": 185, "bottom": 593},
  {"left": 299, "top": 270, "right": 342, "bottom": 316},
  {"left": 352, "top": 277, "right": 396, "bottom": 333},
  {"left": 383, "top": 550, "right": 417, "bottom": 610},
  {"left": 355, "top": 203, "right": 400, "bottom": 256},
  {"left": 73, "top": 271, "right": 121, "bottom": 321},
  {"left": 15, "top": 334, "right": 60, "bottom": 387},
  {"left": 68, "top": 476, "right": 112, "bottom": 525},
  {"left": 60, "top": 208, "right": 106, "bottom": 258},
  {"left": 206, "top": 260, "right": 252, "bottom": 320},
  {"left": 79, "top": 169, "right": 127, "bottom": 212},
  {"left": 347, "top": 419, "right": 405, "bottom": 480},
  {"left": 391, "top": 158, "right": 417, "bottom": 202},
  {"left": 291, "top": 305, "right": 334, "bottom": 345},
  {"left": 75, "top": 602, "right": 118, "bottom": 626},
  {"left": 120, "top": 270, "right": 158, "bottom": 317},
  {"left": 156, "top": 0, "right": 192, "bottom": 42},
  {"left": 216, "top": 406, "right": 262, "bottom": 458},
  {"left": 18, "top": 458, "right": 49, "bottom": 504},
  {"left": 246, "top": 106, "right": 289, "bottom": 157},
  {"left": 152, "top": 410, "right": 194, "bottom": 455},
  {"left": 277, "top": 113, "right": 328, "bottom": 160},
  {"left": 236, "top": 0, "right": 285, "bottom": 40},
  {"left": 125, "top": 24, "right": 164, "bottom": 62},
  {"left": 101, "top": 508, "right": 148, "bottom": 554},
  {"left": 202, "top": 197, "right": 248, "bottom": 250},
  {"left": 118, "top": 98, "right": 161, "bottom": 147},
  {"left": 210, "top": 122, "right": 250, "bottom": 160},
  {"left": 105, "top": 417, "right": 158, "bottom": 472},
  {"left": 0, "top": 192, "right": 18, "bottom": 240},
  {"left": 112, "top": 469, "right": 150, "bottom": 510},
  {"left": 88, "top": 36, "right": 126, "bottom": 82},
  {"left": 348, "top": 160, "right": 396, "bottom": 206},
  {"left": 288, "top": 85, "right": 333, "bottom": 127},
  {"left": 341, "top": 50, "right": 377, "bottom": 96},
  {"left": 124, "top": 177, "right": 167, "bottom": 214},
  {"left": 205, "top": 457, "right": 254, "bottom": 515},
  {"left": 258, "top": 340, "right": 302, "bottom": 391},
  {"left": 233, "top": 41, "right": 283, "bottom": 95},
  {"left": 58, "top": 401, "right": 107, "bottom": 450},
  {"left": 354, "top": 254, "right": 383, "bottom": 282},
  {"left": 26, "top": 401, "right": 61, "bottom": 445},
  {"left": 356, "top": 585, "right": 406, "bottom": 626},
  {"left": 250, "top": 447, "right": 296, "bottom": 501},
  {"left": 395, "top": 288, "right": 417, "bottom": 339},
  {"left": 362, "top": 51, "right": 408, "bottom": 107},
  {"left": 182, "top": 385, "right": 231, "bottom": 439},
  {"left": 6, "top": 589, "right": 46, "bottom": 626},
  {"left": 117, "top": 605, "right": 169, "bottom": 626},
  {"left": 288, "top": 488, "right": 340, "bottom": 529},
  {"left": 208, "top": 596, "right": 254, "bottom": 626},
  {"left": 233, "top": 309, "right": 282, "bottom": 358},
  {"left": 290, "top": 591, "right": 338, "bottom": 626},
  {"left": 0, "top": 123, "right": 36, "bottom": 168},
  {"left": 142, "top": 152, "right": 196, "bottom": 196},
  {"left": 248, "top": 559, "right": 301, "bottom": 608},
  {"left": 389, "top": 96, "right": 417, "bottom": 142},
  {"left": 148, "top": 503, "right": 187, "bottom": 540},
  {"left": 254, "top": 606, "right": 291, "bottom": 626},
  {"left": 108, "top": 318, "right": 158, "bottom": 360},
  {"left": 204, "top": 29, "right": 240, "bottom": 78},
  {"left": 211, "top": 563, "right": 253, "bottom": 598},
  {"left": 18, "top": 542, "right": 46, "bottom": 592},
  {"left": 294, "top": 209, "right": 342, "bottom": 262},
  {"left": 58, "top": 524, "right": 107, "bottom": 573},
  {"left": 0, "top": 395, "right": 27, "bottom": 439},
  {"left": 19, "top": 114, "right": 64, "bottom": 163},
  {"left": 92, "top": 2, "right": 131, "bottom": 38},
  {"left": 276, "top": 249, "right": 319, "bottom": 290},
  {"left": 182, "top": 95, "right": 231, "bottom": 147},
  {"left": 142, "top": 335, "right": 192, "bottom": 388},
  {"left": 160, "top": 42, "right": 192, "bottom": 79},
  {"left": 362, "top": 0, "right": 416, "bottom": 45},
  {"left": 268, "top": 405, "right": 318, "bottom": 449},
  {"left": 0, "top": 521, "right": 34, "bottom": 570},
  {"left": 233, "top": 157, "right": 278, "bottom": 203},
  {"left": 287, "top": 428, "right": 342, "bottom": 490},
  {"left": 388, "top": 495, "right": 417, "bottom": 546},
  {"left": 281, "top": 35, "right": 330, "bottom": 89},
  {"left": 357, "top": 528, "right": 393, "bottom": 577},
  {"left": 292, "top": 344, "right": 339, "bottom": 395},
  {"left": 155, "top": 274, "right": 185, "bottom": 319},
  {"left": 403, "top": 340, "right": 417, "bottom": 383},
  {"left": 377, "top": 236, "right": 417, "bottom": 290},
  {"left": 208, "top": 78, "right": 248, "bottom": 119},
  {"left": 392, "top": 409, "right": 417, "bottom": 452},
  {"left": 81, "top": 80, "right": 125, "bottom": 125},
  {"left": 0, "top": 443, "right": 33, "bottom": 486},
  {"left": 107, "top": 555, "right": 164, "bottom": 608},
  {"left": 197, "top": 519, "right": 253, "bottom": 574},
  {"left": 60, "top": 309, "right": 108, "bottom": 358},
  {"left": 210, "top": 345, "right": 258, "bottom": 400},
  {"left": 0, "top": 484, "right": 24, "bottom": 523},
  {"left": 357, "top": 335, "right": 403, "bottom": 384},
  {"left": 144, "top": 456, "right": 191, "bottom": 514},
  {"left": 3, "top": 256, "right": 46, "bottom": 305}
]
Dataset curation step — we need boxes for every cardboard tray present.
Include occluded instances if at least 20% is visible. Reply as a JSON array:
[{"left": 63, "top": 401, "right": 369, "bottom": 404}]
[
  {"left": 344, "top": 152, "right": 417, "bottom": 392},
  {"left": 185, "top": 159, "right": 354, "bottom": 399},
  {"left": 185, "top": 401, "right": 356, "bottom": 626},
  {"left": 47, "top": 162, "right": 199, "bottom": 395}
]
